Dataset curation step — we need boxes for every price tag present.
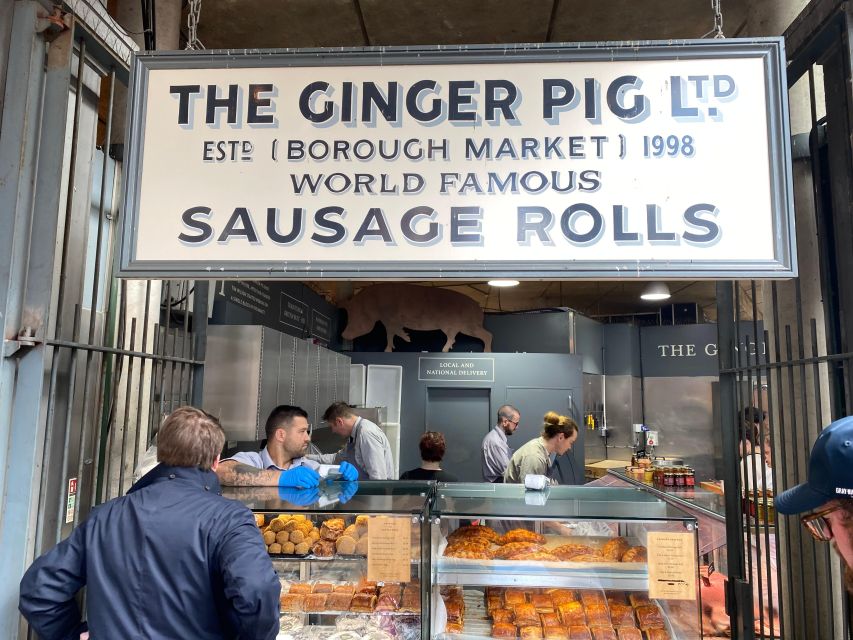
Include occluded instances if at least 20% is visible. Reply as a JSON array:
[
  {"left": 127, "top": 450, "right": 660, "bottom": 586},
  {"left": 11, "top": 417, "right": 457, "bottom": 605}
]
[
  {"left": 647, "top": 531, "right": 697, "bottom": 600},
  {"left": 367, "top": 516, "right": 412, "bottom": 583}
]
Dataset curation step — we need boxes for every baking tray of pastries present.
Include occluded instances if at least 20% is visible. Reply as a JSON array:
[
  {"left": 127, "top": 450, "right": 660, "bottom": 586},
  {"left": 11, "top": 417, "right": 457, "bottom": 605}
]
[
  {"left": 258, "top": 514, "right": 373, "bottom": 559},
  {"left": 441, "top": 527, "right": 648, "bottom": 569},
  {"left": 434, "top": 587, "right": 680, "bottom": 640},
  {"left": 279, "top": 579, "right": 422, "bottom": 615}
]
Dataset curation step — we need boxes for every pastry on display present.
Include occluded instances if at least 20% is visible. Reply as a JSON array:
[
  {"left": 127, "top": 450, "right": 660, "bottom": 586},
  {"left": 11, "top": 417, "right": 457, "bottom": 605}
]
[
  {"left": 303, "top": 593, "right": 328, "bottom": 612},
  {"left": 448, "top": 524, "right": 500, "bottom": 543},
  {"left": 281, "top": 541, "right": 297, "bottom": 554},
  {"left": 551, "top": 590, "right": 578, "bottom": 607},
  {"left": 268, "top": 543, "right": 282, "bottom": 554},
  {"left": 540, "top": 611, "right": 561, "bottom": 627},
  {"left": 491, "top": 608, "right": 514, "bottom": 623},
  {"left": 609, "top": 604, "right": 636, "bottom": 627},
  {"left": 294, "top": 541, "right": 311, "bottom": 555},
  {"left": 444, "top": 621, "right": 463, "bottom": 634},
  {"left": 325, "top": 592, "right": 353, "bottom": 611},
  {"left": 569, "top": 626, "right": 593, "bottom": 640},
  {"left": 513, "top": 603, "right": 540, "bottom": 626},
  {"left": 628, "top": 594, "right": 652, "bottom": 608},
  {"left": 444, "top": 599, "right": 464, "bottom": 620},
  {"left": 531, "top": 593, "right": 555, "bottom": 613},
  {"left": 312, "top": 583, "right": 334, "bottom": 593},
  {"left": 641, "top": 629, "right": 670, "bottom": 640},
  {"left": 616, "top": 628, "right": 643, "bottom": 640},
  {"left": 288, "top": 583, "right": 312, "bottom": 594},
  {"left": 580, "top": 591, "right": 606, "bottom": 607},
  {"left": 492, "top": 542, "right": 544, "bottom": 560},
  {"left": 446, "top": 537, "right": 492, "bottom": 551},
  {"left": 568, "top": 552, "right": 606, "bottom": 562},
  {"left": 543, "top": 626, "right": 570, "bottom": 639},
  {"left": 621, "top": 546, "right": 648, "bottom": 563},
  {"left": 491, "top": 621, "right": 516, "bottom": 637},
  {"left": 512, "top": 550, "right": 561, "bottom": 562},
  {"left": 634, "top": 604, "right": 664, "bottom": 629},
  {"left": 498, "top": 528, "right": 547, "bottom": 545},
  {"left": 312, "top": 539, "right": 336, "bottom": 557},
  {"left": 357, "top": 579, "right": 378, "bottom": 593},
  {"left": 591, "top": 626, "right": 618, "bottom": 640},
  {"left": 585, "top": 605, "right": 611, "bottom": 627},
  {"left": 279, "top": 593, "right": 305, "bottom": 612},
  {"left": 354, "top": 536, "right": 369, "bottom": 555},
  {"left": 335, "top": 535, "right": 357, "bottom": 555},
  {"left": 519, "top": 625, "right": 545, "bottom": 638},
  {"left": 349, "top": 593, "right": 377, "bottom": 613},
  {"left": 333, "top": 584, "right": 355, "bottom": 595},
  {"left": 320, "top": 517, "right": 345, "bottom": 541},
  {"left": 601, "top": 537, "right": 630, "bottom": 562},
  {"left": 444, "top": 546, "right": 491, "bottom": 559},
  {"left": 504, "top": 589, "right": 528, "bottom": 606},
  {"left": 399, "top": 588, "right": 421, "bottom": 613},
  {"left": 262, "top": 530, "right": 275, "bottom": 545},
  {"left": 375, "top": 586, "right": 402, "bottom": 612},
  {"left": 557, "top": 601, "right": 586, "bottom": 626},
  {"left": 552, "top": 543, "right": 595, "bottom": 560}
]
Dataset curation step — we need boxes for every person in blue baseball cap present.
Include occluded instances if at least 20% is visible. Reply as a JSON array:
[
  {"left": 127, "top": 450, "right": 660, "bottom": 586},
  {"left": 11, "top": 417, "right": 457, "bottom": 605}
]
[{"left": 777, "top": 415, "right": 853, "bottom": 588}]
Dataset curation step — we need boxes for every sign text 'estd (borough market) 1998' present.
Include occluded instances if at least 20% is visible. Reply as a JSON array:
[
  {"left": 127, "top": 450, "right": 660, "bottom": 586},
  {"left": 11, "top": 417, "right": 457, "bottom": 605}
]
[{"left": 118, "top": 40, "right": 795, "bottom": 280}]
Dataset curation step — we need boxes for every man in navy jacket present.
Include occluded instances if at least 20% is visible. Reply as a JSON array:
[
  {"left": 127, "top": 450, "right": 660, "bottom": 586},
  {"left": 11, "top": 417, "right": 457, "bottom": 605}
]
[{"left": 19, "top": 406, "right": 280, "bottom": 639}]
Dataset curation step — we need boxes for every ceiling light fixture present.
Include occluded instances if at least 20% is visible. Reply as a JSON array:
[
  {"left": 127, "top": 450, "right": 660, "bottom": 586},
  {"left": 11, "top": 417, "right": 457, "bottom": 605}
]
[
  {"left": 640, "top": 282, "right": 671, "bottom": 301},
  {"left": 487, "top": 279, "right": 520, "bottom": 287}
]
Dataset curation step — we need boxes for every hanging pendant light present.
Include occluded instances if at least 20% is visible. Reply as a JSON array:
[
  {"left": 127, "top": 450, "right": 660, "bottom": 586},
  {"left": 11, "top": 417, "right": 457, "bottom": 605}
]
[{"left": 640, "top": 282, "right": 671, "bottom": 301}]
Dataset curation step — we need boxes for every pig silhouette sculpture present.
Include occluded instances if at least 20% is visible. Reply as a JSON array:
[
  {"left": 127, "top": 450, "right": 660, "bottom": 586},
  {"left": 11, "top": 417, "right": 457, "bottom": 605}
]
[{"left": 340, "top": 284, "right": 492, "bottom": 352}]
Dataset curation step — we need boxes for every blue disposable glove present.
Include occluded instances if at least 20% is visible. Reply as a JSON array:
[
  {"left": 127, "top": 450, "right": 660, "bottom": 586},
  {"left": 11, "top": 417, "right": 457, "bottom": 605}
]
[
  {"left": 338, "top": 481, "right": 359, "bottom": 504},
  {"left": 339, "top": 461, "right": 359, "bottom": 482},
  {"left": 277, "top": 486, "right": 320, "bottom": 506},
  {"left": 278, "top": 465, "right": 320, "bottom": 489}
]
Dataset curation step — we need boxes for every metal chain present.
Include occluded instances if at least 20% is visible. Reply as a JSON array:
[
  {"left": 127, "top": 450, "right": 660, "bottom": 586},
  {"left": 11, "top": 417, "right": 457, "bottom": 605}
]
[
  {"left": 185, "top": 0, "right": 204, "bottom": 50},
  {"left": 712, "top": 0, "right": 725, "bottom": 38}
]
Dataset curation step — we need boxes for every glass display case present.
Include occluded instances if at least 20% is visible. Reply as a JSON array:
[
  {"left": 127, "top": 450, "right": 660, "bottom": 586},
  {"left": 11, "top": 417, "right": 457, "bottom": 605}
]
[
  {"left": 430, "top": 483, "right": 702, "bottom": 640},
  {"left": 223, "top": 481, "right": 433, "bottom": 640}
]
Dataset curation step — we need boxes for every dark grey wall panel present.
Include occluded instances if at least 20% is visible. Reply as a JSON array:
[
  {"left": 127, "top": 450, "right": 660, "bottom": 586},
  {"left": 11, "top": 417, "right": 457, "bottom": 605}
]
[
  {"left": 347, "top": 351, "right": 585, "bottom": 484},
  {"left": 575, "top": 315, "right": 603, "bottom": 374},
  {"left": 603, "top": 324, "right": 641, "bottom": 377},
  {"left": 484, "top": 311, "right": 572, "bottom": 354},
  {"left": 642, "top": 376, "right": 717, "bottom": 480}
]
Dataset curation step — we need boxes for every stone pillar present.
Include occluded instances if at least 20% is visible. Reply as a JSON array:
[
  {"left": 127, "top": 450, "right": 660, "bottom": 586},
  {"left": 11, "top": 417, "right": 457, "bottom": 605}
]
[{"left": 746, "top": 1, "right": 841, "bottom": 639}]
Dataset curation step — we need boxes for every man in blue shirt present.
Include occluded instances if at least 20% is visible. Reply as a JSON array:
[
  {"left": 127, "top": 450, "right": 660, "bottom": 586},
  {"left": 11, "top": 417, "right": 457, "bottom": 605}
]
[
  {"left": 216, "top": 404, "right": 357, "bottom": 487},
  {"left": 19, "top": 406, "right": 280, "bottom": 640}
]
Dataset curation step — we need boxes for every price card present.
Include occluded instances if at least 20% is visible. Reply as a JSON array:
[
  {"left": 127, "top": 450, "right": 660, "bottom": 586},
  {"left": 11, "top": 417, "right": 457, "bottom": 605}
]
[
  {"left": 367, "top": 516, "right": 412, "bottom": 583},
  {"left": 647, "top": 531, "right": 697, "bottom": 600}
]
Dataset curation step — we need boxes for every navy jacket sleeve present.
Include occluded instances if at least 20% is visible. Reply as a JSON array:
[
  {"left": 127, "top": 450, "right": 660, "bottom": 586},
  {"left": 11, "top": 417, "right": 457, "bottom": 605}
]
[
  {"left": 217, "top": 508, "right": 281, "bottom": 640},
  {"left": 19, "top": 521, "right": 89, "bottom": 640}
]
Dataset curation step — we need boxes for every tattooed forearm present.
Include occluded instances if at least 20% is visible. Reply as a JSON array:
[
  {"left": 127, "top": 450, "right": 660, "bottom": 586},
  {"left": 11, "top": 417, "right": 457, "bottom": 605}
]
[{"left": 216, "top": 461, "right": 281, "bottom": 486}]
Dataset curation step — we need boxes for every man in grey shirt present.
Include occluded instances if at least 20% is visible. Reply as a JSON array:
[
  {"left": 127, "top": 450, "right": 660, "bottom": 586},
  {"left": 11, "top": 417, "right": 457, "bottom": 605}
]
[
  {"left": 308, "top": 402, "right": 396, "bottom": 480},
  {"left": 481, "top": 405, "right": 521, "bottom": 482}
]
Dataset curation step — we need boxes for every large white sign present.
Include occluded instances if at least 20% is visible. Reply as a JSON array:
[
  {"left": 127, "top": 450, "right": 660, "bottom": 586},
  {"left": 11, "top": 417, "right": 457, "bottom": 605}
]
[{"left": 120, "top": 41, "right": 795, "bottom": 279}]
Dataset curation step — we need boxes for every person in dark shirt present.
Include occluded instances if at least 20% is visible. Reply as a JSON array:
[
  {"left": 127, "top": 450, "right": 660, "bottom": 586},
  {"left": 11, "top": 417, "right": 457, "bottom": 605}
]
[
  {"left": 400, "top": 431, "right": 459, "bottom": 481},
  {"left": 19, "top": 406, "right": 280, "bottom": 640}
]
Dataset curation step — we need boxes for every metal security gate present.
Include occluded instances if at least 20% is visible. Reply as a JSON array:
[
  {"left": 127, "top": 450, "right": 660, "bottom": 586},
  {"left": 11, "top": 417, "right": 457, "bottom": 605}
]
[
  {"left": 0, "top": 5, "right": 207, "bottom": 637},
  {"left": 717, "top": 2, "right": 853, "bottom": 639}
]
